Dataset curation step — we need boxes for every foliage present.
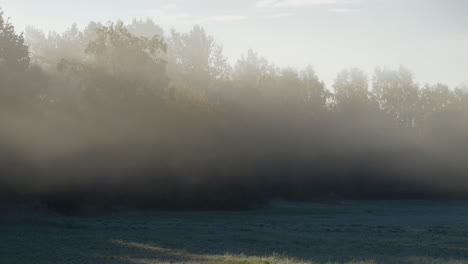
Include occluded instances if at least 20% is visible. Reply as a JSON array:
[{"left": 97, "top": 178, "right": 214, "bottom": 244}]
[
  {"left": 0, "top": 10, "right": 29, "bottom": 72},
  {"left": 167, "top": 25, "right": 231, "bottom": 92},
  {"left": 57, "top": 22, "right": 168, "bottom": 109},
  {"left": 2, "top": 12, "right": 468, "bottom": 209}
]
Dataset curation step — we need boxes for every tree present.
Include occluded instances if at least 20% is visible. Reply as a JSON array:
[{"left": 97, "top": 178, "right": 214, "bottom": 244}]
[
  {"left": 0, "top": 9, "right": 36, "bottom": 103},
  {"left": 127, "top": 18, "right": 164, "bottom": 38},
  {"left": 300, "top": 66, "right": 330, "bottom": 111},
  {"left": 372, "top": 66, "right": 420, "bottom": 128},
  {"left": 0, "top": 10, "right": 30, "bottom": 73},
  {"left": 233, "top": 49, "right": 275, "bottom": 89},
  {"left": 58, "top": 22, "right": 169, "bottom": 108},
  {"left": 25, "top": 23, "right": 92, "bottom": 69},
  {"left": 333, "top": 68, "right": 369, "bottom": 109},
  {"left": 419, "top": 83, "right": 453, "bottom": 113},
  {"left": 167, "top": 26, "right": 230, "bottom": 91},
  {"left": 453, "top": 83, "right": 468, "bottom": 110},
  {"left": 276, "top": 67, "right": 303, "bottom": 103},
  {"left": 85, "top": 22, "right": 167, "bottom": 74}
]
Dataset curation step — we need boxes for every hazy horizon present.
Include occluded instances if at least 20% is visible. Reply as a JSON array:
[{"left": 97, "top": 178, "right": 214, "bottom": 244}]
[{"left": 1, "top": 0, "right": 467, "bottom": 88}]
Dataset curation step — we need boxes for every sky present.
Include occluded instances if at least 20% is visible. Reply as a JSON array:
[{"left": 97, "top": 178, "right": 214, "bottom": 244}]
[{"left": 0, "top": 0, "right": 467, "bottom": 88}]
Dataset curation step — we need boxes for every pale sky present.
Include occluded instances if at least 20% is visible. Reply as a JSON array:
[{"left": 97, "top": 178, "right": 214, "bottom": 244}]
[{"left": 1, "top": 0, "right": 467, "bottom": 88}]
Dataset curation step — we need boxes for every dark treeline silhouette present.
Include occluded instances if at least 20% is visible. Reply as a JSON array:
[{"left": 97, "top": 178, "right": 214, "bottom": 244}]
[{"left": 1, "top": 10, "right": 468, "bottom": 213}]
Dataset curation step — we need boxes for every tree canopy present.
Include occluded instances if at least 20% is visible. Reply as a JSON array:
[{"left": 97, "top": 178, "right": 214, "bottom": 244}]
[{"left": 2, "top": 12, "right": 468, "bottom": 210}]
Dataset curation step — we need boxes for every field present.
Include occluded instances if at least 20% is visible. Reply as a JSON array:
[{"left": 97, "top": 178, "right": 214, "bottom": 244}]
[{"left": 1, "top": 201, "right": 468, "bottom": 264}]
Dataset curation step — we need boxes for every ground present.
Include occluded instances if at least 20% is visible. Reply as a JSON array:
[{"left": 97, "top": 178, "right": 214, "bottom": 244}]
[{"left": 1, "top": 200, "right": 468, "bottom": 264}]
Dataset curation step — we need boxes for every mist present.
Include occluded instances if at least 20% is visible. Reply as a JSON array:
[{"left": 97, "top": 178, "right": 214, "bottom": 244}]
[{"left": 1, "top": 5, "right": 468, "bottom": 215}]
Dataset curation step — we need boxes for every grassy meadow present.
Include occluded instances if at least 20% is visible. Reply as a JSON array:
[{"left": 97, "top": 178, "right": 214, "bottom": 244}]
[{"left": 2, "top": 201, "right": 468, "bottom": 264}]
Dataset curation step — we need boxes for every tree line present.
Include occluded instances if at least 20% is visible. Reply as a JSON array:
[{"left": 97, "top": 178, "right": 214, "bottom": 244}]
[{"left": 1, "top": 10, "right": 468, "bottom": 213}]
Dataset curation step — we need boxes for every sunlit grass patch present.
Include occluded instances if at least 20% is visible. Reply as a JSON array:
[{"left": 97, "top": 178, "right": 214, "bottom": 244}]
[{"left": 110, "top": 239, "right": 378, "bottom": 264}]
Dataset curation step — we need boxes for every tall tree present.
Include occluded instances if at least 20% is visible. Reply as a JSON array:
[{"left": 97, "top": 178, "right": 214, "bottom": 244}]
[
  {"left": 300, "top": 66, "right": 330, "bottom": 111},
  {"left": 167, "top": 26, "right": 230, "bottom": 90},
  {"left": 58, "top": 22, "right": 168, "bottom": 108},
  {"left": 372, "top": 66, "right": 420, "bottom": 128},
  {"left": 127, "top": 18, "right": 164, "bottom": 38},
  {"left": 25, "top": 23, "right": 90, "bottom": 69},
  {"left": 0, "top": 10, "right": 30, "bottom": 73},
  {"left": 0, "top": 9, "right": 33, "bottom": 103},
  {"left": 333, "top": 68, "right": 369, "bottom": 109},
  {"left": 233, "top": 49, "right": 275, "bottom": 89},
  {"left": 419, "top": 83, "right": 453, "bottom": 114}
]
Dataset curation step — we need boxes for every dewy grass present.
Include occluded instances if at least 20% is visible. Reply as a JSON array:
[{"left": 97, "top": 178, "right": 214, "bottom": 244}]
[{"left": 2, "top": 201, "right": 468, "bottom": 264}]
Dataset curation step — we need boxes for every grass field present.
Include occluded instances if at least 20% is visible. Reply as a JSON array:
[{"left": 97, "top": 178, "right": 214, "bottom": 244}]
[{"left": 1, "top": 200, "right": 468, "bottom": 264}]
